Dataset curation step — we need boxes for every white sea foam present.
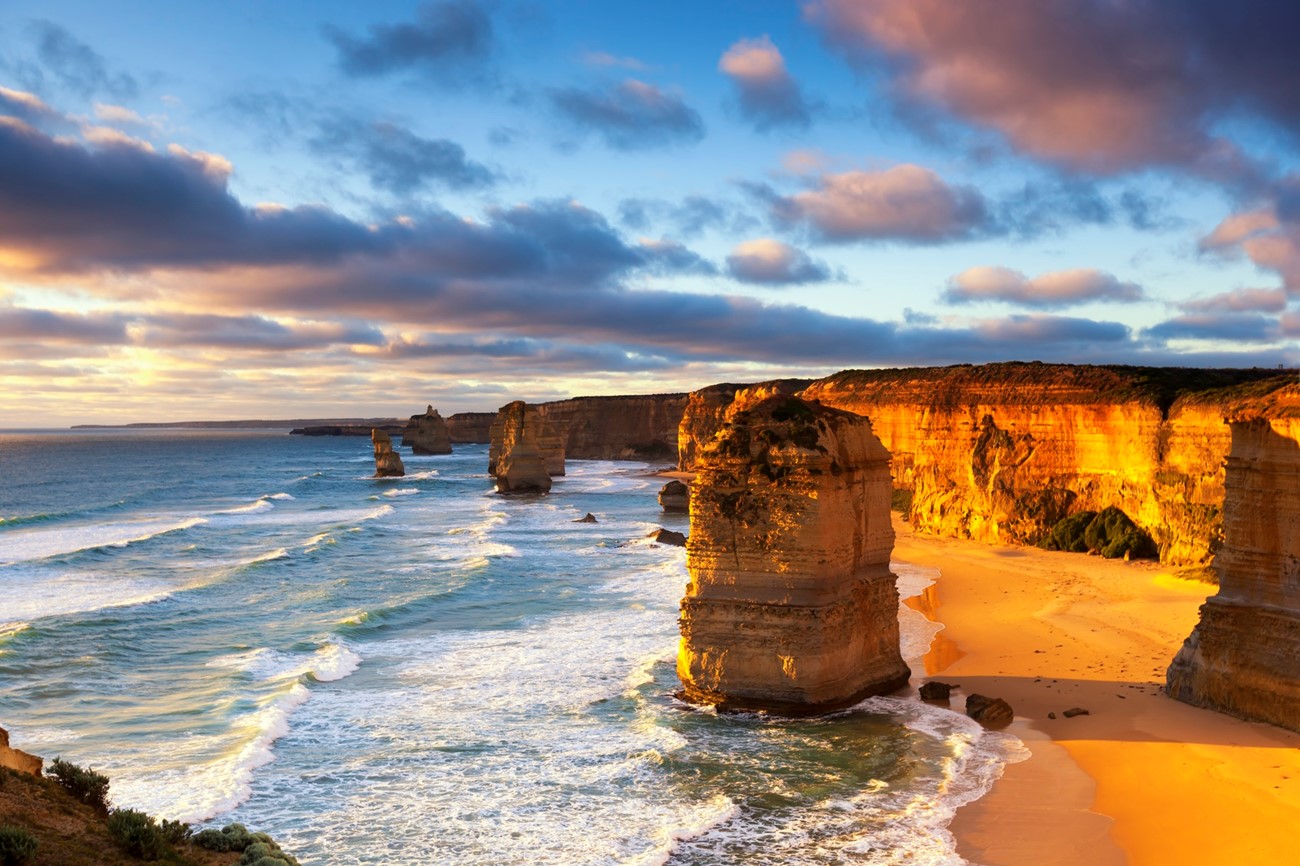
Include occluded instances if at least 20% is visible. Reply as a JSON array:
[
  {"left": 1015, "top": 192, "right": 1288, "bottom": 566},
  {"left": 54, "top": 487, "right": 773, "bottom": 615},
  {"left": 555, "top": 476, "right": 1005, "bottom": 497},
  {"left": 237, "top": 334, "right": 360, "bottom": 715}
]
[
  {"left": 245, "top": 548, "right": 289, "bottom": 565},
  {"left": 268, "top": 492, "right": 295, "bottom": 501},
  {"left": 382, "top": 487, "right": 420, "bottom": 497},
  {"left": 218, "top": 498, "right": 275, "bottom": 515},
  {"left": 0, "top": 571, "right": 176, "bottom": 621},
  {"left": 0, "top": 516, "right": 206, "bottom": 566}
]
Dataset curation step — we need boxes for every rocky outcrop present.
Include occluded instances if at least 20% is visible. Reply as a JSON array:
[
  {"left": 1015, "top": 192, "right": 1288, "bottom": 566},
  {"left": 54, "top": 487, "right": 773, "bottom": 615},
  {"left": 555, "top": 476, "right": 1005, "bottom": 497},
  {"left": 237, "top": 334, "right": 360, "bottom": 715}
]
[
  {"left": 658, "top": 480, "right": 690, "bottom": 512},
  {"left": 402, "top": 405, "right": 453, "bottom": 454},
  {"left": 676, "top": 380, "right": 810, "bottom": 471},
  {"left": 488, "top": 402, "right": 565, "bottom": 477},
  {"left": 0, "top": 726, "right": 41, "bottom": 776},
  {"left": 677, "top": 396, "right": 910, "bottom": 715},
  {"left": 1167, "top": 385, "right": 1300, "bottom": 731},
  {"left": 965, "top": 694, "right": 1014, "bottom": 727},
  {"left": 371, "top": 428, "right": 405, "bottom": 477},
  {"left": 535, "top": 394, "right": 688, "bottom": 461},
  {"left": 446, "top": 412, "right": 495, "bottom": 444},
  {"left": 495, "top": 437, "right": 552, "bottom": 494},
  {"left": 678, "top": 364, "right": 1289, "bottom": 567}
]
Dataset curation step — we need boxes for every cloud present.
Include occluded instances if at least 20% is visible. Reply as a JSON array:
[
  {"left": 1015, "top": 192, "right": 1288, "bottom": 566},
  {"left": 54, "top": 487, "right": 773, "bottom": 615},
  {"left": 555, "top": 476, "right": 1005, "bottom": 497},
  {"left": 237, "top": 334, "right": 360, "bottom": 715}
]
[
  {"left": 1145, "top": 313, "right": 1284, "bottom": 343},
  {"left": 718, "top": 36, "right": 810, "bottom": 130},
  {"left": 311, "top": 118, "right": 496, "bottom": 194},
  {"left": 1200, "top": 205, "right": 1300, "bottom": 291},
  {"left": 385, "top": 335, "right": 674, "bottom": 373},
  {"left": 29, "top": 20, "right": 138, "bottom": 100},
  {"left": 807, "top": 0, "right": 1300, "bottom": 180},
  {"left": 726, "top": 239, "right": 831, "bottom": 285},
  {"left": 0, "top": 86, "right": 64, "bottom": 128},
  {"left": 637, "top": 238, "right": 719, "bottom": 276},
  {"left": 1180, "top": 287, "right": 1288, "bottom": 314},
  {"left": 0, "top": 304, "right": 127, "bottom": 343},
  {"left": 327, "top": 0, "right": 494, "bottom": 82},
  {"left": 580, "top": 51, "right": 648, "bottom": 71},
  {"left": 771, "top": 164, "right": 989, "bottom": 242},
  {"left": 551, "top": 79, "right": 704, "bottom": 150},
  {"left": 944, "top": 266, "right": 1145, "bottom": 308},
  {"left": 132, "top": 314, "right": 386, "bottom": 351},
  {"left": 617, "top": 194, "right": 749, "bottom": 237}
]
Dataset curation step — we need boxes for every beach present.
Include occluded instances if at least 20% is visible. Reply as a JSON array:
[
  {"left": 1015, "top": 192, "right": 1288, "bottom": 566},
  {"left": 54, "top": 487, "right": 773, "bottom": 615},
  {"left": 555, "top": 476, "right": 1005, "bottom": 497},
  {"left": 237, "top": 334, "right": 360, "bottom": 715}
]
[{"left": 892, "top": 517, "right": 1300, "bottom": 866}]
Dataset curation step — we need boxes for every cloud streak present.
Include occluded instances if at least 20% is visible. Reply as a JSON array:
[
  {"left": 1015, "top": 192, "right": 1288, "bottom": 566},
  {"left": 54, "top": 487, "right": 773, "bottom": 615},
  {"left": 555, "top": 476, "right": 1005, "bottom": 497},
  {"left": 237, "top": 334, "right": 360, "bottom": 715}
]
[
  {"left": 551, "top": 79, "right": 705, "bottom": 150},
  {"left": 944, "top": 266, "right": 1145, "bottom": 308},
  {"left": 327, "top": 0, "right": 494, "bottom": 83}
]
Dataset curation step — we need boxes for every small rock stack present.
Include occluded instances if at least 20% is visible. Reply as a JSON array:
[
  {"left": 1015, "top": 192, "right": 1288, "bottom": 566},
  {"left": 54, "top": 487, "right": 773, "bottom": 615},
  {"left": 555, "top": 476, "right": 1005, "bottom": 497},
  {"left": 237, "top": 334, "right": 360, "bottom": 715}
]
[
  {"left": 403, "top": 405, "right": 453, "bottom": 454},
  {"left": 371, "top": 428, "right": 405, "bottom": 477}
]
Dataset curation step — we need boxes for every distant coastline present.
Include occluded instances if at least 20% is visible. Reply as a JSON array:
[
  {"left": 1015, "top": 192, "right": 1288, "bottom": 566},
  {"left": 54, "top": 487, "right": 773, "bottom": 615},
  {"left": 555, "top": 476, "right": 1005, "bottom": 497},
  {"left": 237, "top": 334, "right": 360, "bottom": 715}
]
[{"left": 69, "top": 418, "right": 403, "bottom": 430}]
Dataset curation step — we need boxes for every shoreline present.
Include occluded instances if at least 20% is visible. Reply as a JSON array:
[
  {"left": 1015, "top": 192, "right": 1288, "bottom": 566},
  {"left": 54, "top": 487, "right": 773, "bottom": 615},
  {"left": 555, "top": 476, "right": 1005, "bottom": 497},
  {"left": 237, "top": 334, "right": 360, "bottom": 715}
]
[{"left": 892, "top": 517, "right": 1300, "bottom": 865}]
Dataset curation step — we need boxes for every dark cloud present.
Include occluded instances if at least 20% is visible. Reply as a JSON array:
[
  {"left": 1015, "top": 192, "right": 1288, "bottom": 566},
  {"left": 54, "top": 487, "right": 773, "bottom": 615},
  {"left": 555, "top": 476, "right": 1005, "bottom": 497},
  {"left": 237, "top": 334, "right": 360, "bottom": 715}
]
[
  {"left": 0, "top": 86, "right": 66, "bottom": 129},
  {"left": 551, "top": 79, "right": 705, "bottom": 150},
  {"left": 385, "top": 336, "right": 674, "bottom": 372},
  {"left": 617, "top": 194, "right": 749, "bottom": 237},
  {"left": 726, "top": 239, "right": 831, "bottom": 285},
  {"left": 0, "top": 305, "right": 127, "bottom": 343},
  {"left": 312, "top": 118, "right": 496, "bottom": 194},
  {"left": 134, "top": 314, "right": 386, "bottom": 351},
  {"left": 29, "top": 20, "right": 138, "bottom": 100},
  {"left": 808, "top": 0, "right": 1300, "bottom": 182},
  {"left": 718, "top": 36, "right": 811, "bottom": 131},
  {"left": 944, "top": 266, "right": 1145, "bottom": 308},
  {"left": 327, "top": 0, "right": 494, "bottom": 83},
  {"left": 1145, "top": 313, "right": 1284, "bottom": 343}
]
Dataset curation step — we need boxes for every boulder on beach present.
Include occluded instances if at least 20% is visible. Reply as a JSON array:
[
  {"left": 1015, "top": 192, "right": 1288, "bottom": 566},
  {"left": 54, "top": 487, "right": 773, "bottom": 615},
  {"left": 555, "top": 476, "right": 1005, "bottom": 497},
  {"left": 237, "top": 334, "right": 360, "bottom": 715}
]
[
  {"left": 919, "top": 681, "right": 956, "bottom": 701},
  {"left": 965, "top": 694, "right": 1014, "bottom": 727}
]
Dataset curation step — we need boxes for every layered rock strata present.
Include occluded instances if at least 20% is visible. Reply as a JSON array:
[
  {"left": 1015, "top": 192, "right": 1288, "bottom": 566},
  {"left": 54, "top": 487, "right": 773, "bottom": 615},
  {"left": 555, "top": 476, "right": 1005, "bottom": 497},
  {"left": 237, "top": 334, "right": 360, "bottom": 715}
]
[
  {"left": 678, "top": 364, "right": 1289, "bottom": 567},
  {"left": 371, "top": 428, "right": 405, "bottom": 477},
  {"left": 446, "top": 412, "right": 496, "bottom": 444},
  {"left": 535, "top": 394, "right": 688, "bottom": 461},
  {"left": 402, "top": 405, "right": 453, "bottom": 454},
  {"left": 495, "top": 436, "right": 552, "bottom": 494},
  {"left": 678, "top": 396, "right": 910, "bottom": 715},
  {"left": 488, "top": 402, "right": 565, "bottom": 477},
  {"left": 1167, "top": 385, "right": 1300, "bottom": 730},
  {"left": 0, "top": 725, "right": 41, "bottom": 776},
  {"left": 676, "top": 380, "right": 810, "bottom": 471}
]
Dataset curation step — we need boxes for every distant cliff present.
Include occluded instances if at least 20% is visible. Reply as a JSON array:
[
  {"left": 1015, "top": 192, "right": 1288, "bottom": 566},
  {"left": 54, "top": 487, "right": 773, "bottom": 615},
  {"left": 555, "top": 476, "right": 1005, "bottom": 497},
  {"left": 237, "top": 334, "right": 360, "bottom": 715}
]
[
  {"left": 679, "top": 363, "right": 1290, "bottom": 568},
  {"left": 446, "top": 412, "right": 495, "bottom": 444},
  {"left": 536, "top": 394, "right": 688, "bottom": 461}
]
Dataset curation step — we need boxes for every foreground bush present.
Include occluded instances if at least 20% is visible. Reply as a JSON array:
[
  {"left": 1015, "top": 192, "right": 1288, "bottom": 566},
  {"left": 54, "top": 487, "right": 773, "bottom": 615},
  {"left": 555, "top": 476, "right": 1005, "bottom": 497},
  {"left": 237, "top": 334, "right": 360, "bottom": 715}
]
[
  {"left": 1040, "top": 506, "right": 1158, "bottom": 559},
  {"left": 46, "top": 758, "right": 111, "bottom": 813},
  {"left": 194, "top": 823, "right": 299, "bottom": 864},
  {"left": 107, "top": 808, "right": 170, "bottom": 860},
  {"left": 0, "top": 825, "right": 38, "bottom": 866}
]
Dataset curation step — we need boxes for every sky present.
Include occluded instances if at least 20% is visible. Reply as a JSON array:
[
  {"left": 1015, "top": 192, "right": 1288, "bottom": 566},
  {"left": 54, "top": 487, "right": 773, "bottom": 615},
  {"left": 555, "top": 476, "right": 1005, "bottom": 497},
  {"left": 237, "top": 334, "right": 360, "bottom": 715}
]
[{"left": 0, "top": 0, "right": 1297, "bottom": 426}]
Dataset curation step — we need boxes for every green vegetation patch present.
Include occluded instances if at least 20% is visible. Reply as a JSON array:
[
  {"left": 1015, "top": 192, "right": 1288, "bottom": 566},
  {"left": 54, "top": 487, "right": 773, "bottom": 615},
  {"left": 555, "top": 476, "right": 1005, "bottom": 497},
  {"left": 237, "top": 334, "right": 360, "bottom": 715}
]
[
  {"left": 891, "top": 487, "right": 914, "bottom": 517},
  {"left": 1040, "top": 506, "right": 1158, "bottom": 559},
  {"left": 107, "top": 808, "right": 170, "bottom": 861},
  {"left": 0, "top": 825, "right": 38, "bottom": 866},
  {"left": 46, "top": 758, "right": 110, "bottom": 814}
]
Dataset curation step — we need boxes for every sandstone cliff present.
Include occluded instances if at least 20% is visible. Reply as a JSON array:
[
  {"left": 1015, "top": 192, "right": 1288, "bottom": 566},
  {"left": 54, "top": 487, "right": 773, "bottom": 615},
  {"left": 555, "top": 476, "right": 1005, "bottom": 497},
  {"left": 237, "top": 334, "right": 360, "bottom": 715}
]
[
  {"left": 535, "top": 394, "right": 688, "bottom": 461},
  {"left": 446, "top": 412, "right": 495, "bottom": 444},
  {"left": 676, "top": 380, "right": 810, "bottom": 471},
  {"left": 1167, "top": 384, "right": 1300, "bottom": 731},
  {"left": 0, "top": 725, "right": 41, "bottom": 776},
  {"left": 371, "top": 428, "right": 405, "bottom": 477},
  {"left": 488, "top": 401, "right": 565, "bottom": 479},
  {"left": 678, "top": 396, "right": 910, "bottom": 715},
  {"left": 402, "top": 405, "right": 453, "bottom": 454},
  {"left": 678, "top": 364, "right": 1288, "bottom": 568}
]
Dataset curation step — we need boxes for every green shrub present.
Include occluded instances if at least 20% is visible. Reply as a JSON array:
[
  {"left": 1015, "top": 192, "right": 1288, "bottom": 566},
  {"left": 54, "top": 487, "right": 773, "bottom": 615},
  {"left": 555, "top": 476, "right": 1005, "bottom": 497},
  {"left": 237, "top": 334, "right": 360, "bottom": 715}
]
[
  {"left": 1039, "top": 510, "right": 1096, "bottom": 553},
  {"left": 194, "top": 822, "right": 253, "bottom": 852},
  {"left": 1040, "top": 507, "right": 1158, "bottom": 559},
  {"left": 0, "top": 825, "right": 38, "bottom": 866},
  {"left": 159, "top": 818, "right": 192, "bottom": 845},
  {"left": 46, "top": 758, "right": 111, "bottom": 813},
  {"left": 890, "top": 487, "right": 914, "bottom": 517},
  {"left": 239, "top": 837, "right": 300, "bottom": 866},
  {"left": 107, "top": 808, "right": 169, "bottom": 860}
]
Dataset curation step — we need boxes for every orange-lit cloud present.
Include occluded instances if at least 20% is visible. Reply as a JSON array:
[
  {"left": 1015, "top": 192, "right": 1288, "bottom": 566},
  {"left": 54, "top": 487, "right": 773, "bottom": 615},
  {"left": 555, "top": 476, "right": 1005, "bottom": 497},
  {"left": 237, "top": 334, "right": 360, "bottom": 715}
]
[
  {"left": 719, "top": 36, "right": 810, "bottom": 130},
  {"left": 945, "top": 266, "right": 1144, "bottom": 308}
]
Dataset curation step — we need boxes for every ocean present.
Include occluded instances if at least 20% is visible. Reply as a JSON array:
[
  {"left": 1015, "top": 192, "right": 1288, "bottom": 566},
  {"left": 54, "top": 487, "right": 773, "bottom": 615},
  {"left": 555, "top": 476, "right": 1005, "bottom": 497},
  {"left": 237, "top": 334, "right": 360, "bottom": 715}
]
[{"left": 0, "top": 429, "right": 1023, "bottom": 865}]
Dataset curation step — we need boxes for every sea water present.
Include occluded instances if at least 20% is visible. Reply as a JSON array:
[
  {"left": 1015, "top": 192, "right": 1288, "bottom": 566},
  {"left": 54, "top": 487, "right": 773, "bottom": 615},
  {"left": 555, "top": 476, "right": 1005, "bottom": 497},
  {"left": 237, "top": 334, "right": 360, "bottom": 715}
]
[{"left": 0, "top": 430, "right": 1023, "bottom": 865}]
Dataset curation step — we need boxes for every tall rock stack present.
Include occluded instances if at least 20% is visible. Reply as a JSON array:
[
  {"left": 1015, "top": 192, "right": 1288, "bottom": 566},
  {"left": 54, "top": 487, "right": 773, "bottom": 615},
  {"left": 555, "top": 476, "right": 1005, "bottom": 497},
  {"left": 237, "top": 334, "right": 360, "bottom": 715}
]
[
  {"left": 677, "top": 396, "right": 910, "bottom": 715},
  {"left": 488, "top": 401, "right": 565, "bottom": 477},
  {"left": 1167, "top": 386, "right": 1300, "bottom": 731},
  {"left": 403, "top": 405, "right": 453, "bottom": 454},
  {"left": 371, "top": 428, "right": 405, "bottom": 477}
]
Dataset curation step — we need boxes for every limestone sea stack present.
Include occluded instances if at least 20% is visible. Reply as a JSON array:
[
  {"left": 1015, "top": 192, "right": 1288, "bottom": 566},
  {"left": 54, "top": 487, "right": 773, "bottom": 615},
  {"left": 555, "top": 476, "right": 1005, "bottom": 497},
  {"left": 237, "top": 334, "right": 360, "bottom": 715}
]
[
  {"left": 371, "top": 428, "right": 405, "bottom": 477},
  {"left": 495, "top": 436, "right": 552, "bottom": 494},
  {"left": 403, "top": 405, "right": 453, "bottom": 454},
  {"left": 1167, "top": 385, "right": 1300, "bottom": 731},
  {"left": 677, "top": 396, "right": 910, "bottom": 715},
  {"left": 488, "top": 401, "right": 565, "bottom": 477}
]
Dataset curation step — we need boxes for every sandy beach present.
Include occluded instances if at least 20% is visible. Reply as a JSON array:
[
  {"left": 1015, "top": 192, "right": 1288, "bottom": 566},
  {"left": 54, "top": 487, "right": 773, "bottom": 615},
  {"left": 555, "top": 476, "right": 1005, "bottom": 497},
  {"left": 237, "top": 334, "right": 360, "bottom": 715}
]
[{"left": 892, "top": 517, "right": 1300, "bottom": 866}]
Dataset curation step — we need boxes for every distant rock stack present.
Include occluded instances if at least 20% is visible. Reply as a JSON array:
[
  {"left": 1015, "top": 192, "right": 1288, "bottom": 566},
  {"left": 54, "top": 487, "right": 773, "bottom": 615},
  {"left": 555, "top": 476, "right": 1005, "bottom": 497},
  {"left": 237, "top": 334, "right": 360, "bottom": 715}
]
[
  {"left": 495, "top": 435, "right": 552, "bottom": 494},
  {"left": 0, "top": 725, "right": 42, "bottom": 776},
  {"left": 1167, "top": 387, "right": 1300, "bottom": 731},
  {"left": 403, "top": 405, "right": 453, "bottom": 455},
  {"left": 371, "top": 428, "right": 405, "bottom": 477},
  {"left": 658, "top": 480, "right": 690, "bottom": 512},
  {"left": 677, "top": 396, "right": 909, "bottom": 715},
  {"left": 488, "top": 401, "right": 565, "bottom": 477}
]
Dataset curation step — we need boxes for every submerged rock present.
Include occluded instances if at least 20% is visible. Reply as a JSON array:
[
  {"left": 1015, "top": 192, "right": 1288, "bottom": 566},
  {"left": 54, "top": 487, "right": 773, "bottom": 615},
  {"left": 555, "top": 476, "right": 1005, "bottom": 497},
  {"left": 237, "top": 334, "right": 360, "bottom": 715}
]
[
  {"left": 647, "top": 528, "right": 686, "bottom": 547},
  {"left": 371, "top": 428, "right": 405, "bottom": 477},
  {"left": 403, "top": 405, "right": 453, "bottom": 455},
  {"left": 677, "top": 396, "right": 910, "bottom": 716},
  {"left": 918, "top": 681, "right": 956, "bottom": 701},
  {"left": 575, "top": 513, "right": 599, "bottom": 523},
  {"left": 658, "top": 480, "right": 690, "bottom": 512}
]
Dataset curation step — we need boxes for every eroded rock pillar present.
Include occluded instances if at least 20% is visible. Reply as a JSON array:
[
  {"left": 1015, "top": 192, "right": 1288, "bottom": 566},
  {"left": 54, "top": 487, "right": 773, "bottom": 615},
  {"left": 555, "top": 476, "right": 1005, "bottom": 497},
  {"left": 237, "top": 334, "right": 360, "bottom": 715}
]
[{"left": 677, "top": 396, "right": 909, "bottom": 715}]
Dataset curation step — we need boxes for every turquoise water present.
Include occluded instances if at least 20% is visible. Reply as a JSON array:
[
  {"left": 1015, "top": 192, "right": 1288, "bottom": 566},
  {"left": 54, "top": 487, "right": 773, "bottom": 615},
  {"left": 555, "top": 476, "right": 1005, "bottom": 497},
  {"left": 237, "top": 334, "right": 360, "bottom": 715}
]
[{"left": 0, "top": 430, "right": 1021, "bottom": 865}]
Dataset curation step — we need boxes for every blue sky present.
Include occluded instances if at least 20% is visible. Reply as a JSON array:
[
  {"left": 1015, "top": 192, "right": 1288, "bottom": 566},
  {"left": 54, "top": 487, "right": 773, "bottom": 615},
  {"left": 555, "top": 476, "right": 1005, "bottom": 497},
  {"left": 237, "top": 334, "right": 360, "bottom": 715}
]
[{"left": 0, "top": 0, "right": 1296, "bottom": 424}]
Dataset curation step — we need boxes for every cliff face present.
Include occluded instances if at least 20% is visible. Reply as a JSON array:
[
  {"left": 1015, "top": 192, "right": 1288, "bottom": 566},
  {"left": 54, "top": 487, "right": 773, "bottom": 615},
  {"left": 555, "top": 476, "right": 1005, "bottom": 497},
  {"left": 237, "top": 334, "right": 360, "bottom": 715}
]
[
  {"left": 535, "top": 394, "right": 687, "bottom": 461},
  {"left": 678, "top": 396, "right": 909, "bottom": 715},
  {"left": 0, "top": 725, "right": 41, "bottom": 776},
  {"left": 1167, "top": 386, "right": 1300, "bottom": 730},
  {"left": 679, "top": 364, "right": 1288, "bottom": 567},
  {"left": 676, "top": 380, "right": 810, "bottom": 471},
  {"left": 402, "top": 405, "right": 453, "bottom": 454},
  {"left": 446, "top": 412, "right": 495, "bottom": 444},
  {"left": 488, "top": 401, "right": 565, "bottom": 478}
]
